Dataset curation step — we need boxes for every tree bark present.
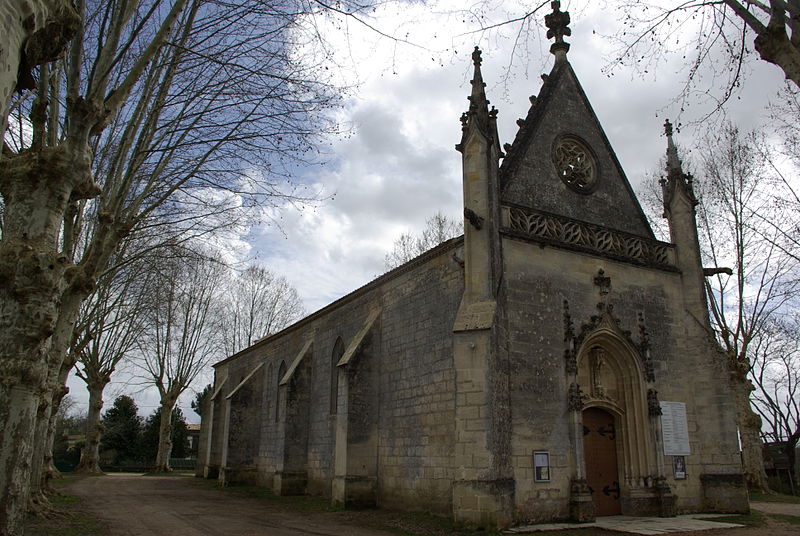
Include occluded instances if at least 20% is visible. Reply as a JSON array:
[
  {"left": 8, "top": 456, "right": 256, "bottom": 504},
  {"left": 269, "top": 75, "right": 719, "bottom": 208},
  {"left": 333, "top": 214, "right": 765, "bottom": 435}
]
[
  {"left": 153, "top": 402, "right": 176, "bottom": 473},
  {"left": 75, "top": 379, "right": 109, "bottom": 474},
  {"left": 734, "top": 378, "right": 771, "bottom": 491},
  {"left": 0, "top": 142, "right": 94, "bottom": 533},
  {"left": 27, "top": 289, "right": 86, "bottom": 516},
  {"left": 0, "top": 385, "right": 40, "bottom": 535},
  {"left": 43, "top": 382, "right": 69, "bottom": 490},
  {"left": 0, "top": 1, "right": 78, "bottom": 137},
  {"left": 26, "top": 392, "right": 55, "bottom": 516},
  {"left": 754, "top": 18, "right": 800, "bottom": 88}
]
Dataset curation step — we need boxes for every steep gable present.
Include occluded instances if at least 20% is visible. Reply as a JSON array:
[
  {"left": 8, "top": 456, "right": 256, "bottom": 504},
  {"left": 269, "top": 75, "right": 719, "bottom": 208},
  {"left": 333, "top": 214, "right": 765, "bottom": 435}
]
[{"left": 500, "top": 60, "right": 654, "bottom": 239}]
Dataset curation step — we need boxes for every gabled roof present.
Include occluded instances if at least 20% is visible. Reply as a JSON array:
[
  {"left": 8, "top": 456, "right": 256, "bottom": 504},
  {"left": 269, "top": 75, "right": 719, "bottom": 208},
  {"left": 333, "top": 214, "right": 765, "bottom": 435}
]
[{"left": 499, "top": 59, "right": 655, "bottom": 240}]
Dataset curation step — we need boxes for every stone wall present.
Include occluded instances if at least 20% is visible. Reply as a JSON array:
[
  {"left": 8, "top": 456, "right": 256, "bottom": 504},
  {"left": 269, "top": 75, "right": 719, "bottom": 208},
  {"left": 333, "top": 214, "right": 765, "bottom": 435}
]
[
  {"left": 203, "top": 239, "right": 464, "bottom": 514},
  {"left": 501, "top": 235, "right": 745, "bottom": 521}
]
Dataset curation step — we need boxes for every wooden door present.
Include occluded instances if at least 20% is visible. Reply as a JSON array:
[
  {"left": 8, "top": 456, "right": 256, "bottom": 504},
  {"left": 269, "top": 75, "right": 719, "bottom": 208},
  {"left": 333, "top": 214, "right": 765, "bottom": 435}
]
[{"left": 583, "top": 407, "right": 621, "bottom": 516}]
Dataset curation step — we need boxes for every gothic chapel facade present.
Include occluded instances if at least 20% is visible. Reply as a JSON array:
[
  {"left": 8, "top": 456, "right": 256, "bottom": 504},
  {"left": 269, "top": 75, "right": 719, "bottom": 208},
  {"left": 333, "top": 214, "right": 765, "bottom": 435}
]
[{"left": 198, "top": 3, "right": 748, "bottom": 527}]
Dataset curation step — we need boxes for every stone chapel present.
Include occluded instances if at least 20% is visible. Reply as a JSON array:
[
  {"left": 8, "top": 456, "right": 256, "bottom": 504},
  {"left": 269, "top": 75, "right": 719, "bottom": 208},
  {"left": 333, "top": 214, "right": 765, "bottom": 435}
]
[{"left": 197, "top": 3, "right": 749, "bottom": 528}]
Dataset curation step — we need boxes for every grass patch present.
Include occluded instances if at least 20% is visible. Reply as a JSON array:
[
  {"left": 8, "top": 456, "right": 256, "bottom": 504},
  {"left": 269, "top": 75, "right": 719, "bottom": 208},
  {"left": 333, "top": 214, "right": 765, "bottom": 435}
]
[
  {"left": 341, "top": 510, "right": 628, "bottom": 536},
  {"left": 766, "top": 513, "right": 800, "bottom": 525},
  {"left": 750, "top": 490, "right": 800, "bottom": 503},
  {"left": 700, "top": 510, "right": 767, "bottom": 527},
  {"left": 351, "top": 510, "right": 504, "bottom": 536},
  {"left": 24, "top": 495, "right": 107, "bottom": 536},
  {"left": 141, "top": 470, "right": 194, "bottom": 477},
  {"left": 25, "top": 513, "right": 106, "bottom": 536},
  {"left": 191, "top": 477, "right": 340, "bottom": 512}
]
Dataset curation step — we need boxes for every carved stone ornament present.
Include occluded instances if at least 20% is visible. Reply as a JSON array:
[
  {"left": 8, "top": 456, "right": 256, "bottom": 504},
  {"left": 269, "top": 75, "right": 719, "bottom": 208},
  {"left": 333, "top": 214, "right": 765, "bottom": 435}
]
[
  {"left": 506, "top": 205, "right": 674, "bottom": 268},
  {"left": 638, "top": 312, "right": 656, "bottom": 382},
  {"left": 464, "top": 207, "right": 484, "bottom": 230},
  {"left": 553, "top": 136, "right": 596, "bottom": 193},
  {"left": 594, "top": 269, "right": 611, "bottom": 297},
  {"left": 648, "top": 389, "right": 662, "bottom": 417},
  {"left": 590, "top": 349, "right": 608, "bottom": 400},
  {"left": 563, "top": 300, "right": 575, "bottom": 343},
  {"left": 545, "top": 1, "right": 571, "bottom": 45},
  {"left": 564, "top": 348, "right": 577, "bottom": 376},
  {"left": 568, "top": 382, "right": 584, "bottom": 411},
  {"left": 563, "top": 300, "right": 577, "bottom": 374}
]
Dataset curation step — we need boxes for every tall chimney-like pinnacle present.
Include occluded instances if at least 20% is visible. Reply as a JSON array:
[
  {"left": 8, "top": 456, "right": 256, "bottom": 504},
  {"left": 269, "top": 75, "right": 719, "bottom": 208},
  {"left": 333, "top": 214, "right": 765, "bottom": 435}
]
[
  {"left": 545, "top": 1, "right": 571, "bottom": 63},
  {"left": 664, "top": 119, "right": 682, "bottom": 177},
  {"left": 469, "top": 46, "right": 489, "bottom": 113},
  {"left": 661, "top": 119, "right": 697, "bottom": 210}
]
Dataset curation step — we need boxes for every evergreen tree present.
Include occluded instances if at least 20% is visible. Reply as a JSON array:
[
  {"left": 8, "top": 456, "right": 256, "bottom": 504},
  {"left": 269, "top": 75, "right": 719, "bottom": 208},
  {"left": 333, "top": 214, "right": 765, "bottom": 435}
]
[
  {"left": 141, "top": 407, "right": 189, "bottom": 462},
  {"left": 191, "top": 384, "right": 213, "bottom": 419},
  {"left": 100, "top": 395, "right": 142, "bottom": 464}
]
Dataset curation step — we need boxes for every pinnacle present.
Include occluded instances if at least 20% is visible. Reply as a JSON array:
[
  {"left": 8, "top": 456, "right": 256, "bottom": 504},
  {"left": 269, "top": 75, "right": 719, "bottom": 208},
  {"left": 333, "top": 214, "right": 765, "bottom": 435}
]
[
  {"left": 664, "top": 119, "right": 682, "bottom": 176},
  {"left": 468, "top": 46, "right": 489, "bottom": 112}
]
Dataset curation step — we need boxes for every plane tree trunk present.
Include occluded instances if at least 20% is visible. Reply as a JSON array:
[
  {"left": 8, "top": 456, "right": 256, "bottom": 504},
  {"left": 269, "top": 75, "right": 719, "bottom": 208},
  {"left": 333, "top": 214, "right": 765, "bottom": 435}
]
[
  {"left": 0, "top": 140, "right": 94, "bottom": 532},
  {"left": 153, "top": 399, "right": 178, "bottom": 473},
  {"left": 75, "top": 378, "right": 109, "bottom": 474},
  {"left": 732, "top": 372, "right": 771, "bottom": 490}
]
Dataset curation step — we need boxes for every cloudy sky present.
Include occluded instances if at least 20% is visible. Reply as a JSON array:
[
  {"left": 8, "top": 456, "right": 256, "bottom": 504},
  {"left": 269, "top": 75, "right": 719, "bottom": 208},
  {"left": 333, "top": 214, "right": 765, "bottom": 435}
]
[
  {"left": 69, "top": 1, "right": 787, "bottom": 422},
  {"left": 251, "top": 0, "right": 784, "bottom": 313}
]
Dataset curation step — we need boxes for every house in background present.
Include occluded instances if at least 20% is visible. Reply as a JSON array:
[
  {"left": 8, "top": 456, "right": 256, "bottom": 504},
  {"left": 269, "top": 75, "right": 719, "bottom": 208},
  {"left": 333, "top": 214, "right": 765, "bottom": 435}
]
[
  {"left": 187, "top": 424, "right": 201, "bottom": 458},
  {"left": 197, "top": 3, "right": 748, "bottom": 528}
]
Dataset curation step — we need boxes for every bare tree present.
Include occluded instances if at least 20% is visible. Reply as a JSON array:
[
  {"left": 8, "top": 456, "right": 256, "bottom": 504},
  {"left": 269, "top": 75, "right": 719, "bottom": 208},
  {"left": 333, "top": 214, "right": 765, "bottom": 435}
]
[
  {"left": 765, "top": 84, "right": 800, "bottom": 262},
  {"left": 136, "top": 253, "right": 223, "bottom": 473},
  {"left": 749, "top": 314, "right": 800, "bottom": 485},
  {"left": 220, "top": 265, "right": 305, "bottom": 357},
  {"left": 384, "top": 211, "right": 461, "bottom": 269},
  {"left": 72, "top": 252, "right": 151, "bottom": 474},
  {"left": 0, "top": 0, "right": 360, "bottom": 527},
  {"left": 695, "top": 124, "right": 800, "bottom": 490},
  {"left": 609, "top": 1, "right": 800, "bottom": 97},
  {"left": 449, "top": 2, "right": 800, "bottom": 117}
]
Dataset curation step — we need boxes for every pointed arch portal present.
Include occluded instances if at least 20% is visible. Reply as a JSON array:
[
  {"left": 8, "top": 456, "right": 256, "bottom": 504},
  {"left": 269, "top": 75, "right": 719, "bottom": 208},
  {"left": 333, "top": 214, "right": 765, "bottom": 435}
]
[{"left": 576, "top": 328, "right": 656, "bottom": 515}]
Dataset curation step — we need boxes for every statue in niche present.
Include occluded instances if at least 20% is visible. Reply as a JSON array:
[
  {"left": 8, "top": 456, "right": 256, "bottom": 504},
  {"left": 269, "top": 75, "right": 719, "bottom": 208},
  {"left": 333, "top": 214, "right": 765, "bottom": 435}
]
[{"left": 590, "top": 347, "right": 608, "bottom": 399}]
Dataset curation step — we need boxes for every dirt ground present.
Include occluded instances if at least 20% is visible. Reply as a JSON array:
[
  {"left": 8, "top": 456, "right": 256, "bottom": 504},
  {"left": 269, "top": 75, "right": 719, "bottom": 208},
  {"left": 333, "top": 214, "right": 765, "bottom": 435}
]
[
  {"left": 26, "top": 473, "right": 800, "bottom": 536},
  {"left": 62, "top": 473, "right": 395, "bottom": 536}
]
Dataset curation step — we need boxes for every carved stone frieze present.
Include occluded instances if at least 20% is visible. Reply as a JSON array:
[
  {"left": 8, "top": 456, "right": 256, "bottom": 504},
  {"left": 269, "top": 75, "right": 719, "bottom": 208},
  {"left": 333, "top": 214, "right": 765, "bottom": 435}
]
[{"left": 505, "top": 205, "right": 675, "bottom": 268}]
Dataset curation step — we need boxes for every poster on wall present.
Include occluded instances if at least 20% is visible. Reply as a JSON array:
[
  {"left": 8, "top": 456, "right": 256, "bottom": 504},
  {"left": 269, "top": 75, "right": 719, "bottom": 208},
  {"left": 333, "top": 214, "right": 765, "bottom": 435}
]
[
  {"left": 660, "top": 401, "right": 691, "bottom": 456},
  {"left": 673, "top": 456, "right": 687, "bottom": 479}
]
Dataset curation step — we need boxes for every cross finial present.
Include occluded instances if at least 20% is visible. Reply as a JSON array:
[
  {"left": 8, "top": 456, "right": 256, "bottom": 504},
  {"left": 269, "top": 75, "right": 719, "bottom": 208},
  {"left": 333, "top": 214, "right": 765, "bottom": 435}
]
[
  {"left": 472, "top": 46, "right": 482, "bottom": 67},
  {"left": 545, "top": 1, "right": 571, "bottom": 60}
]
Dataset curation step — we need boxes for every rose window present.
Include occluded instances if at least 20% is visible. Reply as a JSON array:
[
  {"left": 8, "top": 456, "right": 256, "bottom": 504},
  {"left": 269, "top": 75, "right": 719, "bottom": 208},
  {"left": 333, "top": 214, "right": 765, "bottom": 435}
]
[{"left": 553, "top": 137, "right": 597, "bottom": 193}]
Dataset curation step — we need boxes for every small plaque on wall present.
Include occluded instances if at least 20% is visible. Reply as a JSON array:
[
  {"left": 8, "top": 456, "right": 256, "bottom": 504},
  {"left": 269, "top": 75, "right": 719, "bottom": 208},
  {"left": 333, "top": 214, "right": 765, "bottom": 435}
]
[
  {"left": 660, "top": 401, "right": 691, "bottom": 455},
  {"left": 673, "top": 456, "right": 687, "bottom": 479},
  {"left": 533, "top": 451, "right": 550, "bottom": 482}
]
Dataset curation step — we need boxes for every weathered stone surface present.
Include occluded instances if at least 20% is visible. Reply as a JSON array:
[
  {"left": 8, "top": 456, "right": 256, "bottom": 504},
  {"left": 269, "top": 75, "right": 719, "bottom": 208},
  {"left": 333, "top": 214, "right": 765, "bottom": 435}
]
[{"left": 198, "top": 13, "right": 748, "bottom": 527}]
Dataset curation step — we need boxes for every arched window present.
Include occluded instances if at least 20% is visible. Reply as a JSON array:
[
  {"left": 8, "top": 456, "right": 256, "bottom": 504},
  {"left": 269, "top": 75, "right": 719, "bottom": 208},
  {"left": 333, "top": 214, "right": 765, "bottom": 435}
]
[
  {"left": 330, "top": 337, "right": 345, "bottom": 414},
  {"left": 275, "top": 360, "right": 286, "bottom": 423}
]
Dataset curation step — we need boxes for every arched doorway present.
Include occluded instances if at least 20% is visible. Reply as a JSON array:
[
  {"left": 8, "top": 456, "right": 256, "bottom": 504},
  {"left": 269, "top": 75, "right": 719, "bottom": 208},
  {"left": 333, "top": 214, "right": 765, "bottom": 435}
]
[
  {"left": 574, "top": 329, "right": 657, "bottom": 516},
  {"left": 583, "top": 407, "right": 621, "bottom": 515}
]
